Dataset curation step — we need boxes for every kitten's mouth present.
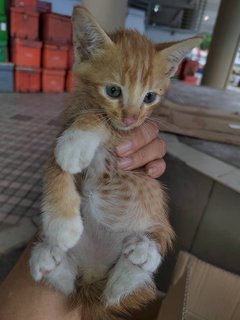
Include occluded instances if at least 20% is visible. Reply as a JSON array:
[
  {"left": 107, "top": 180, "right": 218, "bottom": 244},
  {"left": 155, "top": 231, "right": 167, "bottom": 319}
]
[
  {"left": 116, "top": 116, "right": 141, "bottom": 131},
  {"left": 113, "top": 119, "right": 143, "bottom": 131}
]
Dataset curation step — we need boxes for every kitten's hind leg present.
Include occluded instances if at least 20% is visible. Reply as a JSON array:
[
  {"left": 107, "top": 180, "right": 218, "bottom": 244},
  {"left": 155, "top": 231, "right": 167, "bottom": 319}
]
[
  {"left": 103, "top": 235, "right": 162, "bottom": 306},
  {"left": 30, "top": 241, "right": 77, "bottom": 295}
]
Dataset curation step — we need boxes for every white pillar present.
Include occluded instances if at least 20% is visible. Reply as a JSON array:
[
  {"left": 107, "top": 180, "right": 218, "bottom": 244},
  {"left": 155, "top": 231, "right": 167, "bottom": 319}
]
[
  {"left": 82, "top": 0, "right": 128, "bottom": 32},
  {"left": 201, "top": 0, "right": 240, "bottom": 89}
]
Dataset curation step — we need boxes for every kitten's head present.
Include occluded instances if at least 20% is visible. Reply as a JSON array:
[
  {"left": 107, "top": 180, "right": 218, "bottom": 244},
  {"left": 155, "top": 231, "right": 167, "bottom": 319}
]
[{"left": 72, "top": 6, "right": 201, "bottom": 131}]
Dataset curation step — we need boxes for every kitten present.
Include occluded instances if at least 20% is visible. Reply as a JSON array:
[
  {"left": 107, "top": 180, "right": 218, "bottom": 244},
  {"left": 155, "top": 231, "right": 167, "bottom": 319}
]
[{"left": 29, "top": 6, "right": 201, "bottom": 319}]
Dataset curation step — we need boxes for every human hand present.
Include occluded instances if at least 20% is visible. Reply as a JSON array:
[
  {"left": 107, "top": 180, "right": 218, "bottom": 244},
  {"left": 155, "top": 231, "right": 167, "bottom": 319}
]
[{"left": 116, "top": 122, "right": 166, "bottom": 178}]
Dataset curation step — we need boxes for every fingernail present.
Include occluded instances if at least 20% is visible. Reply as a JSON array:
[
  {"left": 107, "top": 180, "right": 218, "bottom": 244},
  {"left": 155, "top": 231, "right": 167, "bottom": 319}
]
[
  {"left": 116, "top": 141, "right": 132, "bottom": 155},
  {"left": 147, "top": 167, "right": 157, "bottom": 177},
  {"left": 118, "top": 157, "right": 132, "bottom": 169}
]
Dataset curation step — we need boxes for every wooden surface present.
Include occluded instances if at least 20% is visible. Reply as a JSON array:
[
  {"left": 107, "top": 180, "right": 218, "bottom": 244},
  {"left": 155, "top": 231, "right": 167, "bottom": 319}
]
[
  {"left": 167, "top": 81, "right": 240, "bottom": 113},
  {"left": 156, "top": 81, "right": 240, "bottom": 145}
]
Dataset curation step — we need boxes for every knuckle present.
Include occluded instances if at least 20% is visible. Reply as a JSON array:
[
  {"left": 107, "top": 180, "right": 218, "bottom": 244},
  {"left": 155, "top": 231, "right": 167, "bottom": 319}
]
[
  {"left": 157, "top": 138, "right": 167, "bottom": 156},
  {"left": 134, "top": 150, "right": 145, "bottom": 166},
  {"left": 156, "top": 160, "right": 166, "bottom": 177},
  {"left": 160, "top": 159, "right": 166, "bottom": 173}
]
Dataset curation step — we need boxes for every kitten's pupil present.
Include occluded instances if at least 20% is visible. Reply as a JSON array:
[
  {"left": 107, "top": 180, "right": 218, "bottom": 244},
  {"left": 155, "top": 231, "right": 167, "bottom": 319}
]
[
  {"left": 144, "top": 92, "right": 156, "bottom": 104},
  {"left": 106, "top": 85, "right": 122, "bottom": 98}
]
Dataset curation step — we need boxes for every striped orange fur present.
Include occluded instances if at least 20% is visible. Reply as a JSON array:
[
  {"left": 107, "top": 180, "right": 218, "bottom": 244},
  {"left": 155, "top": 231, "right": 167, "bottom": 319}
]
[{"left": 29, "top": 6, "right": 202, "bottom": 320}]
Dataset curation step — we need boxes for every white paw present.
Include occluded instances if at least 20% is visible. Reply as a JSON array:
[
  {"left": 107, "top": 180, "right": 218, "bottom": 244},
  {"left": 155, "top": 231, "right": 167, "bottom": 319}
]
[
  {"left": 30, "top": 242, "right": 63, "bottom": 282},
  {"left": 103, "top": 256, "right": 152, "bottom": 306},
  {"left": 43, "top": 214, "right": 84, "bottom": 251},
  {"left": 123, "top": 235, "right": 161, "bottom": 272},
  {"left": 103, "top": 235, "right": 160, "bottom": 306},
  {"left": 55, "top": 129, "right": 101, "bottom": 174}
]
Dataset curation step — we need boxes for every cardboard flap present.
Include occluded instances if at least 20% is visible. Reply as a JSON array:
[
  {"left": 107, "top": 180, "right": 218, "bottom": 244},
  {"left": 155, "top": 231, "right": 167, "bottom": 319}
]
[
  {"left": 157, "top": 252, "right": 240, "bottom": 320},
  {"left": 157, "top": 269, "right": 189, "bottom": 320}
]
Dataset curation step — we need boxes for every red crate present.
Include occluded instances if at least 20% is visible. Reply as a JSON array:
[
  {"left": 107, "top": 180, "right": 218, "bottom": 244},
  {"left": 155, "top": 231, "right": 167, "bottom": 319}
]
[
  {"left": 12, "top": 0, "right": 37, "bottom": 11},
  {"left": 37, "top": 1, "right": 52, "bottom": 13},
  {"left": 10, "top": 7, "right": 39, "bottom": 40},
  {"left": 42, "top": 44, "right": 68, "bottom": 70},
  {"left": 42, "top": 69, "right": 65, "bottom": 93},
  {"left": 15, "top": 67, "right": 41, "bottom": 92},
  {"left": 68, "top": 45, "right": 74, "bottom": 69},
  {"left": 66, "top": 70, "right": 75, "bottom": 92},
  {"left": 42, "top": 13, "right": 72, "bottom": 44},
  {"left": 183, "top": 76, "right": 198, "bottom": 86},
  {"left": 12, "top": 38, "right": 42, "bottom": 68}
]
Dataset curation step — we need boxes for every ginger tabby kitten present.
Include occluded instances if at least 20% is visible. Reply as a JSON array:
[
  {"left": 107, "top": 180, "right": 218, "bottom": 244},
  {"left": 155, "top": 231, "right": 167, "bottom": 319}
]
[{"left": 29, "top": 6, "right": 201, "bottom": 319}]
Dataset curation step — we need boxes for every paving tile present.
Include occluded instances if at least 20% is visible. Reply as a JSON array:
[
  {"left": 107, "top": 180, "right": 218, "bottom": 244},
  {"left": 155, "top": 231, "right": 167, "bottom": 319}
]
[
  {"left": 0, "top": 212, "right": 7, "bottom": 222},
  {"left": 19, "top": 198, "right": 34, "bottom": 207},
  {"left": 26, "top": 207, "right": 40, "bottom": 217},
  {"left": 9, "top": 182, "right": 22, "bottom": 188},
  {"left": 26, "top": 191, "right": 41, "bottom": 201},
  {"left": 2, "top": 188, "right": 18, "bottom": 197},
  {"left": 4, "top": 214, "right": 20, "bottom": 225},
  {"left": 7, "top": 196, "right": 21, "bottom": 205},
  {"left": 0, "top": 195, "right": 9, "bottom": 202},
  {"left": 10, "top": 114, "right": 33, "bottom": 121},
  {"left": 14, "top": 189, "right": 29, "bottom": 197},
  {"left": 1, "top": 204, "right": 14, "bottom": 215},
  {"left": 11, "top": 205, "right": 30, "bottom": 216},
  {"left": 0, "top": 180, "right": 11, "bottom": 188}
]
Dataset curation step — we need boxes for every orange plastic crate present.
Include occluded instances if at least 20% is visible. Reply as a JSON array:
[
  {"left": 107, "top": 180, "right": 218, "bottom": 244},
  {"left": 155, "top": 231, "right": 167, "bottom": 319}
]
[
  {"left": 15, "top": 67, "right": 41, "bottom": 92},
  {"left": 42, "top": 44, "right": 68, "bottom": 70},
  {"left": 68, "top": 45, "right": 74, "bottom": 69},
  {"left": 42, "top": 69, "right": 65, "bottom": 93},
  {"left": 10, "top": 7, "right": 39, "bottom": 40},
  {"left": 42, "top": 13, "right": 72, "bottom": 44},
  {"left": 12, "top": 39, "right": 42, "bottom": 68},
  {"left": 66, "top": 70, "right": 75, "bottom": 92},
  {"left": 183, "top": 76, "right": 198, "bottom": 86},
  {"left": 12, "top": 0, "right": 37, "bottom": 11}
]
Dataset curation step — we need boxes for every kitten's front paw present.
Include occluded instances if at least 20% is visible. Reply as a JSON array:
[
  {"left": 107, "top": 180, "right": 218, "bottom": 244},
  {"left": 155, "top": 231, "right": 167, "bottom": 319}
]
[
  {"left": 123, "top": 235, "right": 161, "bottom": 272},
  {"left": 43, "top": 215, "right": 84, "bottom": 251},
  {"left": 55, "top": 129, "right": 100, "bottom": 174},
  {"left": 30, "top": 243, "right": 63, "bottom": 281}
]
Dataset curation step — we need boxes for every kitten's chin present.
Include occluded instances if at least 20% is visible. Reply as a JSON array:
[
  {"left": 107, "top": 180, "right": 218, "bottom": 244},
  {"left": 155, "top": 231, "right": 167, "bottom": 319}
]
[
  {"left": 112, "top": 123, "right": 139, "bottom": 132},
  {"left": 111, "top": 120, "right": 145, "bottom": 132}
]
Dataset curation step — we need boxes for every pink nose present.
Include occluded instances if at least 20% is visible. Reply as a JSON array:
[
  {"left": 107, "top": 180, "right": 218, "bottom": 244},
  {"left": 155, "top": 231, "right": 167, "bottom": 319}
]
[{"left": 123, "top": 117, "right": 137, "bottom": 127}]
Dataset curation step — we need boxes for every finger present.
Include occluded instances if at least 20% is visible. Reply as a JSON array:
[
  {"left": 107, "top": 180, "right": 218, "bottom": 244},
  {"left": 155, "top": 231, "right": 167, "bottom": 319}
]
[
  {"left": 145, "top": 159, "right": 166, "bottom": 178},
  {"left": 118, "top": 138, "right": 166, "bottom": 170},
  {"left": 116, "top": 122, "right": 159, "bottom": 157}
]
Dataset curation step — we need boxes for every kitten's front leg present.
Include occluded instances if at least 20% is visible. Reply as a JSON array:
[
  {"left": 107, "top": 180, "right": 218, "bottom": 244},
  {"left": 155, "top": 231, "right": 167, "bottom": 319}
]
[
  {"left": 43, "top": 127, "right": 106, "bottom": 251},
  {"left": 103, "top": 235, "right": 161, "bottom": 306},
  {"left": 55, "top": 128, "right": 103, "bottom": 174}
]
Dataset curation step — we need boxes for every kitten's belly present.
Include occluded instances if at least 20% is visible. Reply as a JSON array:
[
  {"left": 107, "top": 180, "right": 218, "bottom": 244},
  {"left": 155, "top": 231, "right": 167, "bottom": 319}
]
[
  {"left": 81, "top": 172, "right": 156, "bottom": 233},
  {"left": 71, "top": 210, "right": 126, "bottom": 283}
]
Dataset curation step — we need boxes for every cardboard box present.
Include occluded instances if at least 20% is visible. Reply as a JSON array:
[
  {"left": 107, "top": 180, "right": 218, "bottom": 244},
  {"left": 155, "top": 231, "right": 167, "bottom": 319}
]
[{"left": 157, "top": 252, "right": 240, "bottom": 320}]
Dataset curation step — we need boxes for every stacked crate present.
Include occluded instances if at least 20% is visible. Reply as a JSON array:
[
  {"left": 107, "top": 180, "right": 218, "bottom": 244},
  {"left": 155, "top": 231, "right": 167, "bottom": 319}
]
[
  {"left": 0, "top": 0, "right": 14, "bottom": 92},
  {"left": 0, "top": 0, "right": 7, "bottom": 62},
  {"left": 66, "top": 45, "right": 74, "bottom": 92},
  {"left": 41, "top": 12, "right": 71, "bottom": 93},
  {"left": 11, "top": 0, "right": 42, "bottom": 92}
]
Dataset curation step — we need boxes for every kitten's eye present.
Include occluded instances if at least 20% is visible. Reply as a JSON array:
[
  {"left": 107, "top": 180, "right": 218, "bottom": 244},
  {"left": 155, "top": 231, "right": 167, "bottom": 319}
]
[
  {"left": 106, "top": 85, "right": 122, "bottom": 98},
  {"left": 144, "top": 92, "right": 157, "bottom": 104}
]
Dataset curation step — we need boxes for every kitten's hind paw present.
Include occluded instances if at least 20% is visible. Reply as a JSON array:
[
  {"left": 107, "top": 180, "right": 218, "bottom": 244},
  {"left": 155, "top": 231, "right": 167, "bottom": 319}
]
[
  {"left": 103, "top": 235, "right": 161, "bottom": 306},
  {"left": 29, "top": 242, "right": 63, "bottom": 281},
  {"left": 123, "top": 235, "right": 161, "bottom": 272}
]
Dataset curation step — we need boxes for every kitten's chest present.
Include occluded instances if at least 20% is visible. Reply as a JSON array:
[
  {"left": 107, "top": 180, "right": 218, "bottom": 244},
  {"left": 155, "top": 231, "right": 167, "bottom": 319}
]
[{"left": 81, "top": 147, "right": 155, "bottom": 233}]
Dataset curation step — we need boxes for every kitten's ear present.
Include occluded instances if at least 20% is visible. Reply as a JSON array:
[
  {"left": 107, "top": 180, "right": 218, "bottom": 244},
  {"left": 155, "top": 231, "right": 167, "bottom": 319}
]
[
  {"left": 156, "top": 37, "right": 202, "bottom": 77},
  {"left": 72, "top": 6, "right": 113, "bottom": 65}
]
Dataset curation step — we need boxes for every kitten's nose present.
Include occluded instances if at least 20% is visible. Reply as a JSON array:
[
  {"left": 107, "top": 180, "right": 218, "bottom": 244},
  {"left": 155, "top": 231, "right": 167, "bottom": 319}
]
[{"left": 123, "top": 117, "right": 137, "bottom": 127}]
